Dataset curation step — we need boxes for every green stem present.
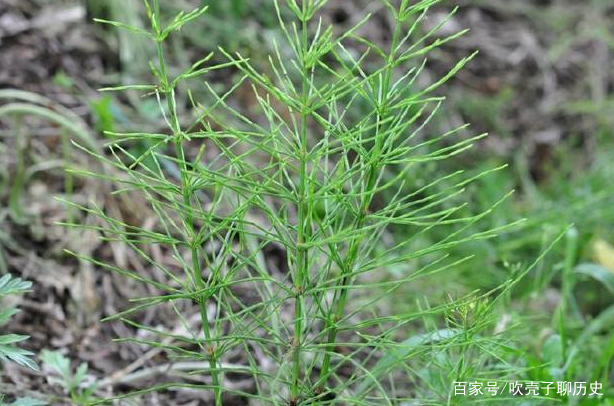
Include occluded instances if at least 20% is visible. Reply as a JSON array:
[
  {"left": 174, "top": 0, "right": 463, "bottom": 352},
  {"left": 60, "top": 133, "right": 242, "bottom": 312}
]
[
  {"left": 61, "top": 128, "right": 74, "bottom": 223},
  {"left": 559, "top": 226, "right": 578, "bottom": 379},
  {"left": 292, "top": 7, "right": 311, "bottom": 402},
  {"left": 152, "top": 4, "right": 222, "bottom": 403},
  {"left": 317, "top": 10, "right": 404, "bottom": 390},
  {"left": 9, "top": 114, "right": 26, "bottom": 224}
]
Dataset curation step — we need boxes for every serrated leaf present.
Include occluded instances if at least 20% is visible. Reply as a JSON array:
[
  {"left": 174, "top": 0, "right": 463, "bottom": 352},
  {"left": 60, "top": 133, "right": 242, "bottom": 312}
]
[
  {"left": 40, "top": 350, "right": 72, "bottom": 383},
  {"left": 74, "top": 362, "right": 89, "bottom": 387},
  {"left": 40, "top": 350, "right": 96, "bottom": 398},
  {"left": 0, "top": 308, "right": 19, "bottom": 326},
  {"left": 0, "top": 275, "right": 37, "bottom": 372},
  {"left": 0, "top": 334, "right": 29, "bottom": 345},
  {"left": 0, "top": 343, "right": 38, "bottom": 371},
  {"left": 0, "top": 275, "right": 31, "bottom": 296}
]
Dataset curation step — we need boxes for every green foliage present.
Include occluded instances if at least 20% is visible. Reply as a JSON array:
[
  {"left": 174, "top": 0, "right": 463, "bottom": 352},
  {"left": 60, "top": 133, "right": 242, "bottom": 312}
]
[
  {"left": 0, "top": 397, "right": 46, "bottom": 406},
  {"left": 90, "top": 96, "right": 117, "bottom": 134},
  {"left": 66, "top": 0, "right": 561, "bottom": 405},
  {"left": 575, "top": 263, "right": 614, "bottom": 295},
  {"left": 40, "top": 350, "right": 98, "bottom": 405},
  {"left": 0, "top": 275, "right": 37, "bottom": 371},
  {"left": 0, "top": 275, "right": 45, "bottom": 406},
  {"left": 195, "top": 0, "right": 277, "bottom": 51},
  {"left": 0, "top": 90, "right": 97, "bottom": 151}
]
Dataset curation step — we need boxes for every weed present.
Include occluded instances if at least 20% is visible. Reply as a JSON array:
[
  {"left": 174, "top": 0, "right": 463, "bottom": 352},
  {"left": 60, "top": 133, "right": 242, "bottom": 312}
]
[
  {"left": 66, "top": 0, "right": 550, "bottom": 404},
  {"left": 40, "top": 350, "right": 98, "bottom": 405},
  {"left": 0, "top": 275, "right": 45, "bottom": 406},
  {"left": 0, "top": 274, "right": 37, "bottom": 371}
]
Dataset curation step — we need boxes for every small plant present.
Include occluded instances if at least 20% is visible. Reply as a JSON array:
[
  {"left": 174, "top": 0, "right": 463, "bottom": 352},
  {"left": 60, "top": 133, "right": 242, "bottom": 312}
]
[
  {"left": 68, "top": 0, "right": 537, "bottom": 404},
  {"left": 40, "top": 350, "right": 98, "bottom": 406},
  {"left": 0, "top": 274, "right": 45, "bottom": 406},
  {"left": 0, "top": 274, "right": 37, "bottom": 371}
]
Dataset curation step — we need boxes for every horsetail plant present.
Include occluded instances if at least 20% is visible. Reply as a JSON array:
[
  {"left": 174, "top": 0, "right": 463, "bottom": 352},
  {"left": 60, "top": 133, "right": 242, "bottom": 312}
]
[{"left": 66, "top": 0, "right": 525, "bottom": 404}]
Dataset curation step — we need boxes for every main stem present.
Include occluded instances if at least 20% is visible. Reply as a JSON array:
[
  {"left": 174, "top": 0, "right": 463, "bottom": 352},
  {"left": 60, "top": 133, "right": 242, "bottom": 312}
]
[
  {"left": 154, "top": 24, "right": 222, "bottom": 405},
  {"left": 317, "top": 13, "right": 404, "bottom": 389},
  {"left": 292, "top": 8, "right": 311, "bottom": 402}
]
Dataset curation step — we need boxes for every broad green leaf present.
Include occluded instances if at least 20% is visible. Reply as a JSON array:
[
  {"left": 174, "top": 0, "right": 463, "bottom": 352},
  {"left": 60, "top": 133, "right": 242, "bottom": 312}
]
[
  {"left": 542, "top": 333, "right": 564, "bottom": 380},
  {"left": 575, "top": 263, "right": 614, "bottom": 295}
]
